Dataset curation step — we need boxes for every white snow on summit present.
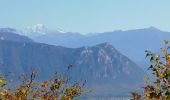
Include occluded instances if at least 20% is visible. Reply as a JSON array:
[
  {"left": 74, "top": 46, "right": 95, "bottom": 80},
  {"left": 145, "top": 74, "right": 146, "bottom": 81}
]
[
  {"left": 22, "top": 24, "right": 66, "bottom": 37},
  {"left": 24, "top": 24, "right": 48, "bottom": 35}
]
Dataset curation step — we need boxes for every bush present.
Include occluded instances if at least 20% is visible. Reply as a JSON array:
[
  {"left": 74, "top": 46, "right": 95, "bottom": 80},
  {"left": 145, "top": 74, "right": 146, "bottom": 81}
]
[
  {"left": 131, "top": 40, "right": 170, "bottom": 100},
  {"left": 0, "top": 70, "right": 82, "bottom": 100}
]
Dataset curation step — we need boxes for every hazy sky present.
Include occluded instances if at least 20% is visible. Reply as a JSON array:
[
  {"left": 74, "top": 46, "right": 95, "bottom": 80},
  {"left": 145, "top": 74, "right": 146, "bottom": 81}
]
[{"left": 0, "top": 0, "right": 170, "bottom": 33}]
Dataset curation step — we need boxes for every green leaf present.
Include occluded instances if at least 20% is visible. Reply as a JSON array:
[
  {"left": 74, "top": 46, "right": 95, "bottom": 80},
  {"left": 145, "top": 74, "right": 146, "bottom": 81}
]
[
  {"left": 161, "top": 85, "right": 168, "bottom": 90},
  {"left": 168, "top": 75, "right": 170, "bottom": 81},
  {"left": 163, "top": 40, "right": 169, "bottom": 45},
  {"left": 166, "top": 70, "right": 170, "bottom": 75}
]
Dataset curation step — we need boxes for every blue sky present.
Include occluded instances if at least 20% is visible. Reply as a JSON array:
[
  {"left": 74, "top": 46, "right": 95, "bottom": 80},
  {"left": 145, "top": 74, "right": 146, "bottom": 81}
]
[{"left": 0, "top": 0, "right": 170, "bottom": 33}]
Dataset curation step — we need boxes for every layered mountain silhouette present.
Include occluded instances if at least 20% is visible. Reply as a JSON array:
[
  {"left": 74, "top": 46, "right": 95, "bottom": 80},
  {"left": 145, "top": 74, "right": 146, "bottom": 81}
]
[
  {"left": 0, "top": 30, "right": 145, "bottom": 98},
  {"left": 21, "top": 26, "right": 170, "bottom": 62},
  {"left": 0, "top": 28, "right": 33, "bottom": 43}
]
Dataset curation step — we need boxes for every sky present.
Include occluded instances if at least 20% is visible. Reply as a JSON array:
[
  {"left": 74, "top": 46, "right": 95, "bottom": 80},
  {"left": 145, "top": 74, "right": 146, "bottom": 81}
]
[{"left": 0, "top": 0, "right": 170, "bottom": 34}]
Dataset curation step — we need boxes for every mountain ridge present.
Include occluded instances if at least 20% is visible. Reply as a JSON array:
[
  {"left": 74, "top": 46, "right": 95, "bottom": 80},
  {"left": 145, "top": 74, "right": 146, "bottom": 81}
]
[
  {"left": 1, "top": 26, "right": 169, "bottom": 63},
  {"left": 0, "top": 38, "right": 145, "bottom": 98},
  {"left": 0, "top": 28, "right": 34, "bottom": 43}
]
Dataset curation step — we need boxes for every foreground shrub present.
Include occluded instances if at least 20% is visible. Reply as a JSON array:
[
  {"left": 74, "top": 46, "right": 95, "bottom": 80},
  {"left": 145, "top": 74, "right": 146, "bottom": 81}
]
[
  {"left": 0, "top": 70, "right": 82, "bottom": 100},
  {"left": 131, "top": 40, "right": 170, "bottom": 100}
]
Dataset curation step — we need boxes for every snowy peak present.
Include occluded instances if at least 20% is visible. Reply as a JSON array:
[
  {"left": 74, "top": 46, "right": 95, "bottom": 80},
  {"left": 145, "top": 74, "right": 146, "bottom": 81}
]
[
  {"left": 24, "top": 24, "right": 48, "bottom": 35},
  {"left": 23, "top": 24, "right": 66, "bottom": 36},
  {"left": 29, "top": 24, "right": 46, "bottom": 33}
]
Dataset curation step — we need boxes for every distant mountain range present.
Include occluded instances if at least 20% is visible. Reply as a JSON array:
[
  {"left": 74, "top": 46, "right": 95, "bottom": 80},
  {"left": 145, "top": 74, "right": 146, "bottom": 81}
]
[
  {"left": 0, "top": 29, "right": 145, "bottom": 98},
  {"left": 0, "top": 28, "right": 33, "bottom": 42},
  {"left": 15, "top": 25, "right": 170, "bottom": 63}
]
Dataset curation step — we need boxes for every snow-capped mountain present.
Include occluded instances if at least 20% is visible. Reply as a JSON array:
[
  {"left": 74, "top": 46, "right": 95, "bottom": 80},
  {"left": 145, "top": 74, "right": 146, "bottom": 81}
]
[
  {"left": 1, "top": 25, "right": 169, "bottom": 70},
  {"left": 27, "top": 26, "right": 170, "bottom": 62},
  {"left": 25, "top": 24, "right": 48, "bottom": 34},
  {"left": 22, "top": 24, "right": 66, "bottom": 38},
  {"left": 0, "top": 26, "right": 145, "bottom": 98}
]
